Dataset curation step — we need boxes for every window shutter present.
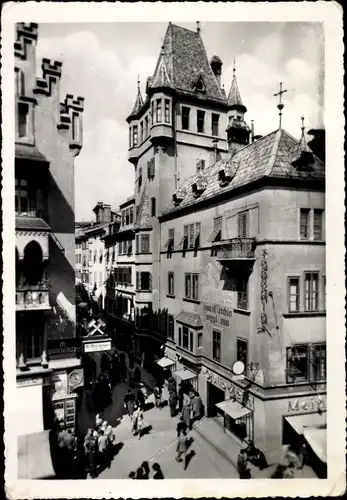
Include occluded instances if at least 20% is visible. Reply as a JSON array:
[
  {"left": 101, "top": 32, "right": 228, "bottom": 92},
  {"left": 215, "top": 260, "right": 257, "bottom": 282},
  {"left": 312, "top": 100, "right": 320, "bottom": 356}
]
[
  {"left": 178, "top": 327, "right": 182, "bottom": 346},
  {"left": 136, "top": 272, "right": 140, "bottom": 290},
  {"left": 136, "top": 235, "right": 139, "bottom": 254},
  {"left": 189, "top": 331, "right": 194, "bottom": 352},
  {"left": 147, "top": 160, "right": 151, "bottom": 179}
]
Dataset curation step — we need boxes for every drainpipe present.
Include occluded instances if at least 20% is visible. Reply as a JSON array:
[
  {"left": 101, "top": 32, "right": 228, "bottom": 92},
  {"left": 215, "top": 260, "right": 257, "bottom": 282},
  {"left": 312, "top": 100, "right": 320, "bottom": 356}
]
[{"left": 251, "top": 120, "right": 255, "bottom": 143}]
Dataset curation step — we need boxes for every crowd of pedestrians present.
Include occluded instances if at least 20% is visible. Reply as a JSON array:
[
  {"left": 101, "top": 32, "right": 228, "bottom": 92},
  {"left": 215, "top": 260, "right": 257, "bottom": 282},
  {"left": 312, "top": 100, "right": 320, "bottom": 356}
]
[
  {"left": 83, "top": 415, "right": 116, "bottom": 478},
  {"left": 128, "top": 461, "right": 164, "bottom": 479}
]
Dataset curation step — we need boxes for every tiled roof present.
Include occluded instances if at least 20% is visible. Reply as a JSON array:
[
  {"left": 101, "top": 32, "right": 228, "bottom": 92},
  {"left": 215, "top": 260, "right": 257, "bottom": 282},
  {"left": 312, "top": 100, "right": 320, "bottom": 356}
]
[
  {"left": 15, "top": 143, "right": 48, "bottom": 163},
  {"left": 128, "top": 85, "right": 144, "bottom": 120},
  {"left": 161, "top": 128, "right": 325, "bottom": 216},
  {"left": 148, "top": 23, "right": 226, "bottom": 103},
  {"left": 15, "top": 216, "right": 51, "bottom": 232},
  {"left": 151, "top": 52, "right": 173, "bottom": 90},
  {"left": 227, "top": 73, "right": 246, "bottom": 111},
  {"left": 134, "top": 183, "right": 152, "bottom": 230},
  {"left": 176, "top": 311, "right": 203, "bottom": 329}
]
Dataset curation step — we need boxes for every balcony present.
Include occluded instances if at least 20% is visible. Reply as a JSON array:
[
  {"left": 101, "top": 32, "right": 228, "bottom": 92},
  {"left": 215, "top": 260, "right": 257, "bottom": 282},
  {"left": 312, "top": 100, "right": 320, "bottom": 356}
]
[
  {"left": 16, "top": 281, "right": 51, "bottom": 311},
  {"left": 214, "top": 238, "right": 256, "bottom": 265}
]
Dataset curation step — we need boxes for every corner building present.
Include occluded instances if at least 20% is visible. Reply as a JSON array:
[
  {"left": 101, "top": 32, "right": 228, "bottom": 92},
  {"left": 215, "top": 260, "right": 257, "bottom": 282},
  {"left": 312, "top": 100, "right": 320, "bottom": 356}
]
[
  {"left": 15, "top": 22, "right": 84, "bottom": 464},
  {"left": 126, "top": 23, "right": 326, "bottom": 465}
]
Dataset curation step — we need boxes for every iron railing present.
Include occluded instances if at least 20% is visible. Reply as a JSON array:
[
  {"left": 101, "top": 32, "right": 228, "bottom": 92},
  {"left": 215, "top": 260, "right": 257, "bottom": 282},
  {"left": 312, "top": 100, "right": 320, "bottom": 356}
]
[{"left": 215, "top": 238, "right": 256, "bottom": 260}]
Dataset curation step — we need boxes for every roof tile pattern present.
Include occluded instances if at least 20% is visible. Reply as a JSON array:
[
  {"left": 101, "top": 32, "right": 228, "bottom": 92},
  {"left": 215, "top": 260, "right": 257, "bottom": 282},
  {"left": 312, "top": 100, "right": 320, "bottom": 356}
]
[
  {"left": 175, "top": 311, "right": 203, "bottom": 328},
  {"left": 162, "top": 129, "right": 325, "bottom": 216},
  {"left": 15, "top": 216, "right": 51, "bottom": 232},
  {"left": 128, "top": 86, "right": 144, "bottom": 119},
  {"left": 227, "top": 74, "right": 245, "bottom": 110},
  {"left": 148, "top": 23, "right": 226, "bottom": 103},
  {"left": 134, "top": 183, "right": 152, "bottom": 230}
]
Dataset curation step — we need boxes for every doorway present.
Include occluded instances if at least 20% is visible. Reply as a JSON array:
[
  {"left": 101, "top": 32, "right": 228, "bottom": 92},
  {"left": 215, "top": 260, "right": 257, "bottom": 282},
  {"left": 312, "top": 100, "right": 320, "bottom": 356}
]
[{"left": 207, "top": 382, "right": 225, "bottom": 417}]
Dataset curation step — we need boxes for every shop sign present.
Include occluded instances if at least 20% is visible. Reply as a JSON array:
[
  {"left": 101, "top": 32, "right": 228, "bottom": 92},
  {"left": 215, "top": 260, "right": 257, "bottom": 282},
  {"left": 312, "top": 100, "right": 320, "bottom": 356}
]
[
  {"left": 84, "top": 340, "right": 111, "bottom": 353},
  {"left": 202, "top": 367, "right": 255, "bottom": 410},
  {"left": 47, "top": 338, "right": 82, "bottom": 359},
  {"left": 286, "top": 395, "right": 326, "bottom": 414},
  {"left": 17, "top": 376, "right": 43, "bottom": 388},
  {"left": 203, "top": 303, "right": 233, "bottom": 328},
  {"left": 164, "top": 348, "right": 177, "bottom": 362},
  {"left": 68, "top": 369, "right": 84, "bottom": 392}
]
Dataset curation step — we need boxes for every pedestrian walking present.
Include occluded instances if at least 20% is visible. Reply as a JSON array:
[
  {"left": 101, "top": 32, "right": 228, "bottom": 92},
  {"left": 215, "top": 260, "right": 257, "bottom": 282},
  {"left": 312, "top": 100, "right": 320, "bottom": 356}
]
[
  {"left": 132, "top": 406, "right": 144, "bottom": 439},
  {"left": 141, "top": 461, "right": 150, "bottom": 479},
  {"left": 136, "top": 387, "right": 146, "bottom": 410},
  {"left": 175, "top": 429, "right": 188, "bottom": 467},
  {"left": 124, "top": 389, "right": 136, "bottom": 418},
  {"left": 190, "top": 391, "right": 203, "bottom": 426},
  {"left": 152, "top": 462, "right": 164, "bottom": 479},
  {"left": 97, "top": 429, "right": 109, "bottom": 470},
  {"left": 84, "top": 430, "right": 97, "bottom": 478},
  {"left": 178, "top": 383, "right": 184, "bottom": 412},
  {"left": 237, "top": 449, "right": 251, "bottom": 479},
  {"left": 181, "top": 396, "right": 191, "bottom": 430},
  {"left": 168, "top": 376, "right": 176, "bottom": 394},
  {"left": 153, "top": 385, "right": 162, "bottom": 409},
  {"left": 169, "top": 390, "right": 178, "bottom": 417}
]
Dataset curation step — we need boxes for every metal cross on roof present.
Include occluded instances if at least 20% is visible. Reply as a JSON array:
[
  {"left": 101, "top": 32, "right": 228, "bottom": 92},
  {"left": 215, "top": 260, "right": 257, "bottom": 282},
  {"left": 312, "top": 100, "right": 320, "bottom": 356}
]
[{"left": 274, "top": 82, "right": 287, "bottom": 129}]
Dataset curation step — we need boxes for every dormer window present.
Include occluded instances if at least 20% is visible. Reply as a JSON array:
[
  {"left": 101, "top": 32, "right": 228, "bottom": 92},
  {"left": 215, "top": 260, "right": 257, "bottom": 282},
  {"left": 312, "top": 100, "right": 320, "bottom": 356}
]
[{"left": 193, "top": 75, "right": 206, "bottom": 93}]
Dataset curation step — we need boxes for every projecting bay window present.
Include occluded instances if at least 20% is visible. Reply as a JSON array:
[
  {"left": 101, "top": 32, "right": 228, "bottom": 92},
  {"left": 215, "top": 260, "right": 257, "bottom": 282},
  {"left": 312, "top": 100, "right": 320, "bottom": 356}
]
[
  {"left": 237, "top": 211, "right": 248, "bottom": 238},
  {"left": 197, "top": 110, "right": 205, "bottom": 134},
  {"left": 299, "top": 209, "right": 309, "bottom": 240},
  {"left": 136, "top": 271, "right": 152, "bottom": 291},
  {"left": 288, "top": 277, "right": 300, "bottom": 313},
  {"left": 132, "top": 125, "right": 138, "bottom": 147},
  {"left": 209, "top": 216, "right": 222, "bottom": 243},
  {"left": 304, "top": 272, "right": 319, "bottom": 312},
  {"left": 18, "top": 102, "right": 29, "bottom": 138},
  {"left": 212, "top": 330, "right": 221, "bottom": 361},
  {"left": 212, "top": 113, "right": 219, "bottom": 136},
  {"left": 164, "top": 99, "right": 171, "bottom": 123},
  {"left": 286, "top": 343, "right": 326, "bottom": 383},
  {"left": 182, "top": 106, "right": 190, "bottom": 130},
  {"left": 185, "top": 273, "right": 199, "bottom": 301},
  {"left": 156, "top": 99, "right": 162, "bottom": 123}
]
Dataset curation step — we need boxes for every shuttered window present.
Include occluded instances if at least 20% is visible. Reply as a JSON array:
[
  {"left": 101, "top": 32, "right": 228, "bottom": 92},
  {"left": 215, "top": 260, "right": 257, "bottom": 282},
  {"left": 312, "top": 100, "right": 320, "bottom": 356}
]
[{"left": 237, "top": 211, "right": 248, "bottom": 238}]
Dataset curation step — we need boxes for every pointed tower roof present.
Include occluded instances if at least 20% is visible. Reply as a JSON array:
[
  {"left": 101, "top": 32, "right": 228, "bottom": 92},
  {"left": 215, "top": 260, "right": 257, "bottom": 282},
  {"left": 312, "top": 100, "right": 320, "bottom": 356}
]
[
  {"left": 291, "top": 116, "right": 315, "bottom": 169},
  {"left": 227, "top": 61, "right": 247, "bottom": 113},
  {"left": 127, "top": 78, "right": 144, "bottom": 122},
  {"left": 147, "top": 23, "right": 226, "bottom": 102}
]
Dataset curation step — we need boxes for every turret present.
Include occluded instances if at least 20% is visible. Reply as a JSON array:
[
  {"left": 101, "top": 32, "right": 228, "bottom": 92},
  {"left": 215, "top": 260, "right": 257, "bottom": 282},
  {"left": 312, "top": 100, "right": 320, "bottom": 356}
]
[
  {"left": 226, "top": 61, "right": 250, "bottom": 153},
  {"left": 210, "top": 55, "right": 223, "bottom": 88}
]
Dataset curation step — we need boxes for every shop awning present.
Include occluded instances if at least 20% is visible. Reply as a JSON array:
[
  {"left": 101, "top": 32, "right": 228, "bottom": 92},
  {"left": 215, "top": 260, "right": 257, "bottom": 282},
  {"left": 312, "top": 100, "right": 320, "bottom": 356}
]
[
  {"left": 304, "top": 428, "right": 327, "bottom": 463},
  {"left": 285, "top": 412, "right": 327, "bottom": 435},
  {"left": 173, "top": 368, "right": 197, "bottom": 382},
  {"left": 215, "top": 399, "right": 251, "bottom": 420},
  {"left": 156, "top": 357, "right": 176, "bottom": 369},
  {"left": 18, "top": 430, "right": 55, "bottom": 479}
]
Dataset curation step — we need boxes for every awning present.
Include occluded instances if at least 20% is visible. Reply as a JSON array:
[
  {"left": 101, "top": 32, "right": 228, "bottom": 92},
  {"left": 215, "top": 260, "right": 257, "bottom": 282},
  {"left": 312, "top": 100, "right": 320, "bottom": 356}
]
[
  {"left": 56, "top": 291, "right": 76, "bottom": 324},
  {"left": 304, "top": 428, "right": 327, "bottom": 463},
  {"left": 173, "top": 368, "right": 197, "bottom": 382},
  {"left": 285, "top": 412, "right": 327, "bottom": 435},
  {"left": 156, "top": 357, "right": 176, "bottom": 369},
  {"left": 215, "top": 399, "right": 251, "bottom": 420},
  {"left": 18, "top": 430, "right": 55, "bottom": 479}
]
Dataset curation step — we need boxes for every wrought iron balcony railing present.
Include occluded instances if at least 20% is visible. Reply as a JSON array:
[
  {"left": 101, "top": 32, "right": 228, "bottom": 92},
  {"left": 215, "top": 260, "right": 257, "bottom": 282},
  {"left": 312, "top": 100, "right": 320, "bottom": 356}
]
[{"left": 214, "top": 238, "right": 256, "bottom": 261}]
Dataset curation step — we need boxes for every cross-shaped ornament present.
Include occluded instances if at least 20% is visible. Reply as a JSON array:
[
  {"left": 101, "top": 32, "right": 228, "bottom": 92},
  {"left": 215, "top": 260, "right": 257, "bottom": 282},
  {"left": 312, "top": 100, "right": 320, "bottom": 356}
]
[{"left": 273, "top": 82, "right": 287, "bottom": 128}]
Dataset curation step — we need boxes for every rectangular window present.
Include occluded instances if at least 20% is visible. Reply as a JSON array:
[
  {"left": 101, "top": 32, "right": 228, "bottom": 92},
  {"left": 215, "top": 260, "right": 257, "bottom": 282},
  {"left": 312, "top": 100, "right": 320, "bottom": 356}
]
[
  {"left": 286, "top": 345, "right": 309, "bottom": 382},
  {"left": 135, "top": 235, "right": 140, "bottom": 254},
  {"left": 18, "top": 102, "right": 29, "bottom": 138},
  {"left": 168, "top": 315, "right": 174, "bottom": 340},
  {"left": 212, "top": 330, "right": 221, "bottom": 361},
  {"left": 209, "top": 216, "right": 222, "bottom": 242},
  {"left": 168, "top": 272, "right": 174, "bottom": 296},
  {"left": 140, "top": 121, "right": 143, "bottom": 143},
  {"left": 192, "top": 273, "right": 199, "bottom": 300},
  {"left": 185, "top": 273, "right": 192, "bottom": 299},
  {"left": 126, "top": 209, "right": 130, "bottom": 225},
  {"left": 197, "top": 332, "right": 202, "bottom": 348},
  {"left": 156, "top": 99, "right": 162, "bottom": 122},
  {"left": 288, "top": 277, "right": 300, "bottom": 313},
  {"left": 138, "top": 167, "right": 142, "bottom": 192},
  {"left": 144, "top": 116, "right": 149, "bottom": 138},
  {"left": 237, "top": 211, "right": 248, "bottom": 238},
  {"left": 313, "top": 344, "right": 326, "bottom": 381},
  {"left": 72, "top": 113, "right": 80, "bottom": 142},
  {"left": 137, "top": 271, "right": 152, "bottom": 291},
  {"left": 237, "top": 277, "right": 248, "bottom": 310},
  {"left": 15, "top": 178, "right": 29, "bottom": 214},
  {"left": 182, "top": 106, "right": 190, "bottom": 130},
  {"left": 189, "top": 331, "right": 194, "bottom": 352},
  {"left": 25, "top": 329, "right": 43, "bottom": 360},
  {"left": 313, "top": 209, "right": 323, "bottom": 240},
  {"left": 304, "top": 272, "right": 319, "bottom": 311},
  {"left": 300, "top": 208, "right": 310, "bottom": 240},
  {"left": 237, "top": 338, "right": 248, "bottom": 366},
  {"left": 151, "top": 197, "right": 156, "bottom": 217},
  {"left": 212, "top": 113, "right": 219, "bottom": 136},
  {"left": 129, "top": 207, "right": 134, "bottom": 224},
  {"left": 182, "top": 326, "right": 189, "bottom": 349},
  {"left": 140, "top": 234, "right": 150, "bottom": 253},
  {"left": 188, "top": 223, "right": 194, "bottom": 248},
  {"left": 133, "top": 125, "right": 138, "bottom": 147},
  {"left": 164, "top": 99, "right": 170, "bottom": 123},
  {"left": 197, "top": 110, "right": 205, "bottom": 133}
]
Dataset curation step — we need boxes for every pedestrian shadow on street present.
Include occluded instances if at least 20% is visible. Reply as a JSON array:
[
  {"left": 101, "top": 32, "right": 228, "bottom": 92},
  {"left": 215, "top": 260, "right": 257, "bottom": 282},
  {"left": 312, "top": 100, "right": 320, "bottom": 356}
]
[
  {"left": 140, "top": 424, "right": 152, "bottom": 437},
  {"left": 145, "top": 402, "right": 155, "bottom": 411},
  {"left": 186, "top": 437, "right": 194, "bottom": 450},
  {"left": 184, "top": 449, "right": 196, "bottom": 470},
  {"left": 160, "top": 400, "right": 168, "bottom": 408}
]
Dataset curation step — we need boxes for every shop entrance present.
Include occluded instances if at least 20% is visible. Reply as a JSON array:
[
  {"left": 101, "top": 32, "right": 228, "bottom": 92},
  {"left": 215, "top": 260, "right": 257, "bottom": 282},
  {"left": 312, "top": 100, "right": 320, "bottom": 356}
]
[{"left": 207, "top": 382, "right": 225, "bottom": 417}]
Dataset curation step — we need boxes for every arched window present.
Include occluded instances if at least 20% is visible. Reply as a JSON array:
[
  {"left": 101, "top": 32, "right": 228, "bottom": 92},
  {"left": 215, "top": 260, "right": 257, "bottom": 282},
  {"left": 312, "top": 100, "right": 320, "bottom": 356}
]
[{"left": 23, "top": 241, "right": 44, "bottom": 285}]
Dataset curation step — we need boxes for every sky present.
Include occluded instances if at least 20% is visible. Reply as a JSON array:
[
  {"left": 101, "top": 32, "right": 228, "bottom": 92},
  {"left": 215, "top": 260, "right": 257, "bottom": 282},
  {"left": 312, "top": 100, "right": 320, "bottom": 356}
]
[{"left": 36, "top": 22, "right": 324, "bottom": 221}]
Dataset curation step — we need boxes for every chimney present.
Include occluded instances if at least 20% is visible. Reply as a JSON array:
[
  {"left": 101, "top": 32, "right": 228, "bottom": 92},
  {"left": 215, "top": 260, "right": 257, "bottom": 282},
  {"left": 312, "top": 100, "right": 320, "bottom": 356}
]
[
  {"left": 307, "top": 129, "right": 325, "bottom": 162},
  {"left": 210, "top": 55, "right": 223, "bottom": 88}
]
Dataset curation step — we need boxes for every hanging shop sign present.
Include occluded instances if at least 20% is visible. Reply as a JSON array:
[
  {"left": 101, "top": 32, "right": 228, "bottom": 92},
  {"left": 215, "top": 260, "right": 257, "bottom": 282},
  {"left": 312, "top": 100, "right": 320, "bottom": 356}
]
[
  {"left": 47, "top": 338, "right": 82, "bottom": 359},
  {"left": 286, "top": 395, "right": 326, "bottom": 414},
  {"left": 203, "top": 303, "right": 233, "bottom": 327},
  {"left": 84, "top": 339, "right": 112, "bottom": 353},
  {"left": 68, "top": 368, "right": 84, "bottom": 392}
]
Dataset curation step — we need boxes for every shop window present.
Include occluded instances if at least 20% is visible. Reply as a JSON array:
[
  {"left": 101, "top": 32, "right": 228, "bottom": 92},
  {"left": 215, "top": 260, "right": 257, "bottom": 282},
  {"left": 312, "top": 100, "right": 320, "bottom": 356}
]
[
  {"left": 288, "top": 277, "right": 300, "bottom": 313},
  {"left": 168, "top": 272, "right": 174, "bottom": 296},
  {"left": 313, "top": 209, "right": 324, "bottom": 240},
  {"left": 212, "top": 113, "right": 219, "bottom": 136},
  {"left": 236, "top": 338, "right": 248, "bottom": 366},
  {"left": 212, "top": 330, "right": 221, "bottom": 361},
  {"left": 197, "top": 110, "right": 205, "bottom": 133},
  {"left": 164, "top": 99, "right": 170, "bottom": 123},
  {"left": 237, "top": 211, "right": 248, "bottom": 238},
  {"left": 300, "top": 208, "right": 309, "bottom": 240},
  {"left": 304, "top": 272, "right": 319, "bottom": 312},
  {"left": 18, "top": 102, "right": 29, "bottom": 138},
  {"left": 182, "top": 106, "right": 190, "bottom": 130}
]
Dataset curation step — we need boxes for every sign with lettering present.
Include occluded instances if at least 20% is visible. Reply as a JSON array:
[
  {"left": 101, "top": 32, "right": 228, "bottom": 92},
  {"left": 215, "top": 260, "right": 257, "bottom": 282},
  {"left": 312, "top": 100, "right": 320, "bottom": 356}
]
[
  {"left": 17, "top": 376, "right": 43, "bottom": 388},
  {"left": 203, "top": 303, "right": 233, "bottom": 327},
  {"left": 48, "top": 338, "right": 82, "bottom": 359},
  {"left": 84, "top": 339, "right": 111, "bottom": 353},
  {"left": 286, "top": 395, "right": 326, "bottom": 414}
]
